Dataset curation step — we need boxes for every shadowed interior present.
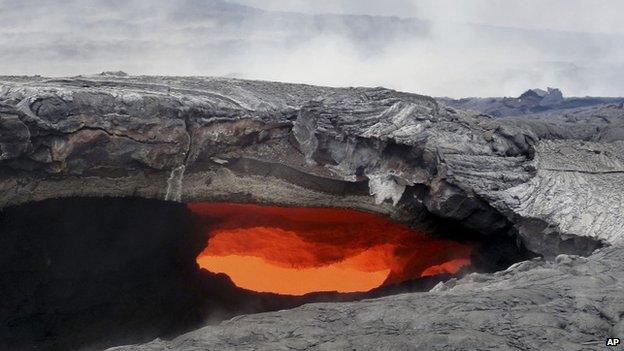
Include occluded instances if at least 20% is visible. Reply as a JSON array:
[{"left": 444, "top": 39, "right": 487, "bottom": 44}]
[
  {"left": 0, "top": 197, "right": 533, "bottom": 351},
  {"left": 190, "top": 203, "right": 473, "bottom": 295}
]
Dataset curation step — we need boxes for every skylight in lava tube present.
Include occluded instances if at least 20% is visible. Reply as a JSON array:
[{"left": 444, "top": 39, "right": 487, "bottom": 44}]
[{"left": 189, "top": 203, "right": 472, "bottom": 296}]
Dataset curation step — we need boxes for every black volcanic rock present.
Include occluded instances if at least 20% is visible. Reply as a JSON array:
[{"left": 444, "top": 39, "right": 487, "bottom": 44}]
[{"left": 0, "top": 198, "right": 206, "bottom": 351}]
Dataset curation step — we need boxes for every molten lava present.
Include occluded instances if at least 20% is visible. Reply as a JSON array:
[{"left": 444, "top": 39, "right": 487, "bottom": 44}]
[{"left": 190, "top": 203, "right": 472, "bottom": 295}]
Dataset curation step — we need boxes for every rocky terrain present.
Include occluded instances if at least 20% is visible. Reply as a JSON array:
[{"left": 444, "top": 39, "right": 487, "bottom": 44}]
[
  {"left": 441, "top": 87, "right": 624, "bottom": 117},
  {"left": 1, "top": 74, "right": 623, "bottom": 350},
  {"left": 108, "top": 246, "right": 624, "bottom": 351}
]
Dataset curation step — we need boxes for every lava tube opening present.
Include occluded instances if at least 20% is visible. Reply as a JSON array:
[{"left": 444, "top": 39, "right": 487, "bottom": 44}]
[{"left": 189, "top": 203, "right": 473, "bottom": 295}]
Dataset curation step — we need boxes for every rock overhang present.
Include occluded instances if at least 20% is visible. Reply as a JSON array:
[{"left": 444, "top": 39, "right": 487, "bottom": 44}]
[{"left": 1, "top": 75, "right": 623, "bottom": 258}]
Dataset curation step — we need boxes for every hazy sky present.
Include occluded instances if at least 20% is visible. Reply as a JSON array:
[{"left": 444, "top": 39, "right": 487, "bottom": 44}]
[
  {"left": 1, "top": 0, "right": 623, "bottom": 97},
  {"left": 235, "top": 0, "right": 624, "bottom": 34}
]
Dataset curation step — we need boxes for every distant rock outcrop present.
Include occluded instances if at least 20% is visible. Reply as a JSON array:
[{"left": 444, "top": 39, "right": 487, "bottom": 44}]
[
  {"left": 98, "top": 71, "right": 130, "bottom": 77},
  {"left": 441, "top": 87, "right": 622, "bottom": 117},
  {"left": 519, "top": 87, "right": 564, "bottom": 107}
]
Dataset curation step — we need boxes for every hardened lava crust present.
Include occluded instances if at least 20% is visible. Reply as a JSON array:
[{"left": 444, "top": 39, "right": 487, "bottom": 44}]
[{"left": 1, "top": 75, "right": 623, "bottom": 350}]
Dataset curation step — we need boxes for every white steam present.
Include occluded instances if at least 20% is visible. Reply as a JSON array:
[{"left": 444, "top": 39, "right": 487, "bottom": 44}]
[{"left": 0, "top": 0, "right": 623, "bottom": 97}]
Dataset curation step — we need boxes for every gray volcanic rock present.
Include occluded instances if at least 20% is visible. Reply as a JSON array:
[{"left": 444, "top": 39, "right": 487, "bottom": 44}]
[
  {"left": 1, "top": 75, "right": 623, "bottom": 258},
  {"left": 1, "top": 75, "right": 623, "bottom": 351},
  {"left": 107, "top": 246, "right": 624, "bottom": 351},
  {"left": 440, "top": 88, "right": 624, "bottom": 117}
]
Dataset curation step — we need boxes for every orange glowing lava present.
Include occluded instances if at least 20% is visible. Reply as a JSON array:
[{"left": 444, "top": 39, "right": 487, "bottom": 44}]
[{"left": 189, "top": 203, "right": 472, "bottom": 295}]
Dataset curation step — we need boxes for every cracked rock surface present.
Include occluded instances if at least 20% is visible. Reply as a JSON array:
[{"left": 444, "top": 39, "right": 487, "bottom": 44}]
[{"left": 107, "top": 246, "right": 624, "bottom": 351}]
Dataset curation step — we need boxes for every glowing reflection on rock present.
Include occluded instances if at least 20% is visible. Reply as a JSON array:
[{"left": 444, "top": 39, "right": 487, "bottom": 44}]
[{"left": 190, "top": 203, "right": 472, "bottom": 295}]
